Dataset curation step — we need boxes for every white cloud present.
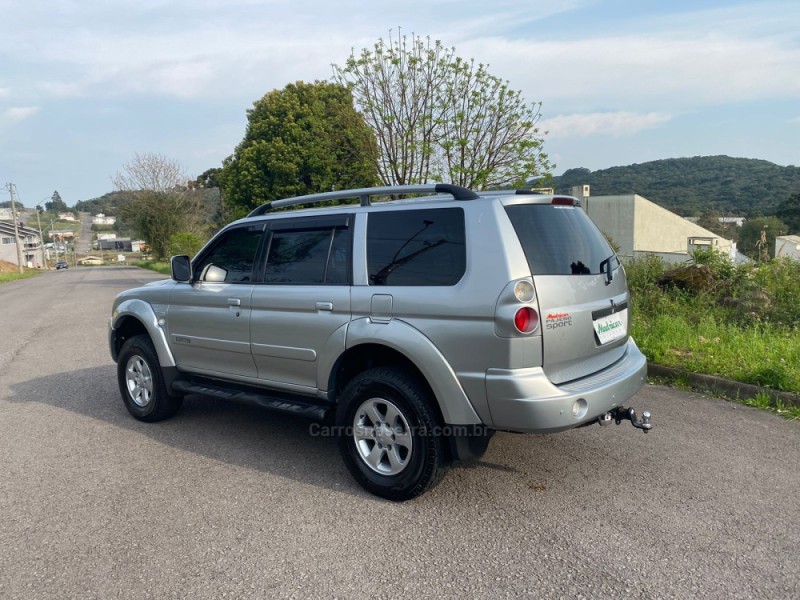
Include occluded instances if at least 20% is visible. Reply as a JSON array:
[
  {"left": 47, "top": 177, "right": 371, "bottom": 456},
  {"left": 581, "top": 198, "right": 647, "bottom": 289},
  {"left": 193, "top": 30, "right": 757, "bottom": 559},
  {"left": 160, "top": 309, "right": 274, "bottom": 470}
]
[
  {"left": 462, "top": 31, "right": 800, "bottom": 113},
  {"left": 3, "top": 106, "right": 40, "bottom": 122},
  {"left": 541, "top": 112, "right": 673, "bottom": 138},
  {"left": 0, "top": 87, "right": 9, "bottom": 98}
]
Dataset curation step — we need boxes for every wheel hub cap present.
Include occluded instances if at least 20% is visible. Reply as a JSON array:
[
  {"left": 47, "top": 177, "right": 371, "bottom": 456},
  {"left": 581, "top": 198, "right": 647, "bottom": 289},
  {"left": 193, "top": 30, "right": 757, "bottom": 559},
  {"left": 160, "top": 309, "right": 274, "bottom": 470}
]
[{"left": 353, "top": 398, "right": 412, "bottom": 476}]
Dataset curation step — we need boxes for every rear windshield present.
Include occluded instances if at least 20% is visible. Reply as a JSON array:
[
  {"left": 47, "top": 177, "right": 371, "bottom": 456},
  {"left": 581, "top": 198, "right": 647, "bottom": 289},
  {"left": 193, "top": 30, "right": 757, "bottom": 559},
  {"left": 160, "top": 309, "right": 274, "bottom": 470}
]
[{"left": 504, "top": 204, "right": 616, "bottom": 275}]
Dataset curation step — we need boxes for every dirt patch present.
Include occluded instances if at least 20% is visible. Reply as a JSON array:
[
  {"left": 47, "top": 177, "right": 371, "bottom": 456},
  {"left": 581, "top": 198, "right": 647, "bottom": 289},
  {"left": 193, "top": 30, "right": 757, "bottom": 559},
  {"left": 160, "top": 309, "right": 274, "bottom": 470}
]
[{"left": 0, "top": 259, "right": 20, "bottom": 273}]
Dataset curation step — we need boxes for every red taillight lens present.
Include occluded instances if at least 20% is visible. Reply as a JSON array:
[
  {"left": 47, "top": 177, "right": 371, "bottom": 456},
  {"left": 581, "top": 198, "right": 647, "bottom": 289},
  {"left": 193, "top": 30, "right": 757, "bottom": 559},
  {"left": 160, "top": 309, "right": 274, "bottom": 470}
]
[
  {"left": 552, "top": 197, "right": 576, "bottom": 206},
  {"left": 514, "top": 307, "right": 539, "bottom": 333}
]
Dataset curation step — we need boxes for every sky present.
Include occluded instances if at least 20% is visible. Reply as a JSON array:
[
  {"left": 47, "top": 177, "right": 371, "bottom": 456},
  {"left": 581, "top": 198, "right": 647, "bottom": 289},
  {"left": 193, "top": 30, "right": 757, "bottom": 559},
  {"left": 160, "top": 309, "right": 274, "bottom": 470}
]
[{"left": 1, "top": 0, "right": 798, "bottom": 208}]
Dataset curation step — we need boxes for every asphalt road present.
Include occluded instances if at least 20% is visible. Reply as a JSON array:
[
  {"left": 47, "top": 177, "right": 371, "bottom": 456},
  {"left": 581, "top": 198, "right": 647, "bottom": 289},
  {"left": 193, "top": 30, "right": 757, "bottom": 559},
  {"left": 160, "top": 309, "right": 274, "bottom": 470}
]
[{"left": 1, "top": 267, "right": 798, "bottom": 599}]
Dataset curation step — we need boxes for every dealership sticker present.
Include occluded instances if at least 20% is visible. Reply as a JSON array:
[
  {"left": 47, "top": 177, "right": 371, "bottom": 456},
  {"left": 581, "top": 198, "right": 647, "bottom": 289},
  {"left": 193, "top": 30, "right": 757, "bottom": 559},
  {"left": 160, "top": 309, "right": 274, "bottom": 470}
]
[{"left": 593, "top": 309, "right": 627, "bottom": 344}]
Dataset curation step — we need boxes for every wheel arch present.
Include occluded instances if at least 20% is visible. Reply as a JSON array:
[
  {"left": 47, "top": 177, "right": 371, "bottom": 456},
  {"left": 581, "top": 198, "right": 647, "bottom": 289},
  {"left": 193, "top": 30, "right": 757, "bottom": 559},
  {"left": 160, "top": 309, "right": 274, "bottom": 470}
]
[
  {"left": 110, "top": 299, "right": 175, "bottom": 367},
  {"left": 327, "top": 319, "right": 482, "bottom": 426}
]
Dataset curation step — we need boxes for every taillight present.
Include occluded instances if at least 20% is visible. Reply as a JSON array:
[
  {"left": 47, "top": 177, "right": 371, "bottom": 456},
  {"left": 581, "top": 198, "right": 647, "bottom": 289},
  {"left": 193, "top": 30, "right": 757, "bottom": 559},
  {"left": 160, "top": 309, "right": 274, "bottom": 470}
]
[
  {"left": 514, "top": 307, "right": 539, "bottom": 333},
  {"left": 552, "top": 197, "right": 576, "bottom": 206}
]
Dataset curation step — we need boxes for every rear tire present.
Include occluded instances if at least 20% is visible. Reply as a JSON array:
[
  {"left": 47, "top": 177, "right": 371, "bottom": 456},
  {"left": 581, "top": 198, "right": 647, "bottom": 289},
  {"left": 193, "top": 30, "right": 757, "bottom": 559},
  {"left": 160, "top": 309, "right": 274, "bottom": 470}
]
[
  {"left": 117, "top": 334, "right": 182, "bottom": 422},
  {"left": 337, "top": 366, "right": 449, "bottom": 501}
]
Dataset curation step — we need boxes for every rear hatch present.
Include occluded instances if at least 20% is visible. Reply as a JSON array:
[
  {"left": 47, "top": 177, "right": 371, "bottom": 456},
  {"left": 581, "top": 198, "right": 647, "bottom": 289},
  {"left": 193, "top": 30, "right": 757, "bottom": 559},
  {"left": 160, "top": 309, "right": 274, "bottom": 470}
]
[{"left": 504, "top": 199, "right": 630, "bottom": 384}]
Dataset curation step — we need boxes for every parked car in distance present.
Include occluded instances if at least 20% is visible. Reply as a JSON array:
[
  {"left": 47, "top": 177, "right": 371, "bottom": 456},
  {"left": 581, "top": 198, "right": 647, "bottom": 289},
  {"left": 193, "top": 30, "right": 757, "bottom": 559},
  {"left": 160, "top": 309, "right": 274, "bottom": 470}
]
[
  {"left": 79, "top": 256, "right": 104, "bottom": 266},
  {"left": 55, "top": 260, "right": 68, "bottom": 270},
  {"left": 109, "top": 183, "right": 651, "bottom": 501}
]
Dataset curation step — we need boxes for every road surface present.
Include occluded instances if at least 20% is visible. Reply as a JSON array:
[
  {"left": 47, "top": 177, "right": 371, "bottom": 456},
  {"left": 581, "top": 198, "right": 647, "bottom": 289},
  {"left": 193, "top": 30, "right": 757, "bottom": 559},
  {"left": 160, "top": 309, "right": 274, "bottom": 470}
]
[{"left": 1, "top": 267, "right": 797, "bottom": 599}]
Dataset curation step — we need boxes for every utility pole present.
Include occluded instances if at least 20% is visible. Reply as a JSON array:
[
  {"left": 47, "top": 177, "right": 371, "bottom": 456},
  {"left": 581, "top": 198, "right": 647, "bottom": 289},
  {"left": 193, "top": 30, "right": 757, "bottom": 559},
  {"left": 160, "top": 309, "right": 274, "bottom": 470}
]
[
  {"left": 50, "top": 218, "right": 58, "bottom": 264},
  {"left": 35, "top": 206, "right": 49, "bottom": 270},
  {"left": 6, "top": 183, "right": 25, "bottom": 274}
]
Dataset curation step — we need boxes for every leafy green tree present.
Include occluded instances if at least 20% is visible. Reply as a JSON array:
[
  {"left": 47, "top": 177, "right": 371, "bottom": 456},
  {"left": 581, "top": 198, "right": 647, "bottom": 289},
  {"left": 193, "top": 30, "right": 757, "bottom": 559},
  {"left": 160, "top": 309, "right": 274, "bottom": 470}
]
[
  {"left": 222, "top": 81, "right": 379, "bottom": 219},
  {"left": 168, "top": 232, "right": 206, "bottom": 258},
  {"left": 333, "top": 31, "right": 552, "bottom": 189},
  {"left": 774, "top": 193, "right": 800, "bottom": 233},
  {"left": 45, "top": 190, "right": 68, "bottom": 213},
  {"left": 739, "top": 216, "right": 789, "bottom": 261},
  {"left": 113, "top": 153, "right": 207, "bottom": 259}
]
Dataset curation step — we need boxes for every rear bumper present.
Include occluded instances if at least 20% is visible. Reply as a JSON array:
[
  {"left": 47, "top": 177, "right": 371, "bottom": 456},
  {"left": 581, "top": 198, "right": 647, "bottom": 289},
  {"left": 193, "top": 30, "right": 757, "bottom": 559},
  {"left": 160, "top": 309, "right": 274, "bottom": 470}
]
[{"left": 486, "top": 338, "right": 647, "bottom": 433}]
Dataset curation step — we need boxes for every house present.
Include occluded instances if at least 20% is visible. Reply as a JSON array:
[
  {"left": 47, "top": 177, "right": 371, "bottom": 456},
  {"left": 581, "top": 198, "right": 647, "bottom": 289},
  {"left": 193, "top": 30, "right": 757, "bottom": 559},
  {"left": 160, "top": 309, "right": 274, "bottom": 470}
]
[
  {"left": 93, "top": 213, "right": 117, "bottom": 226},
  {"left": 0, "top": 208, "right": 13, "bottom": 221},
  {"left": 0, "top": 221, "right": 45, "bottom": 267},
  {"left": 775, "top": 235, "right": 800, "bottom": 260},
  {"left": 572, "top": 186, "right": 737, "bottom": 264},
  {"left": 58, "top": 212, "right": 77, "bottom": 222},
  {"left": 98, "top": 237, "right": 132, "bottom": 252},
  {"left": 49, "top": 229, "right": 75, "bottom": 240}
]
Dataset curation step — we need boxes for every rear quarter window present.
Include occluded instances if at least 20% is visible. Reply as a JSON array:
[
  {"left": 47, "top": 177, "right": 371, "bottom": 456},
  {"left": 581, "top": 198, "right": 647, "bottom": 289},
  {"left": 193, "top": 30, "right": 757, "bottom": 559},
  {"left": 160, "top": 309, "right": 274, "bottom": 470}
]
[{"left": 367, "top": 207, "right": 466, "bottom": 286}]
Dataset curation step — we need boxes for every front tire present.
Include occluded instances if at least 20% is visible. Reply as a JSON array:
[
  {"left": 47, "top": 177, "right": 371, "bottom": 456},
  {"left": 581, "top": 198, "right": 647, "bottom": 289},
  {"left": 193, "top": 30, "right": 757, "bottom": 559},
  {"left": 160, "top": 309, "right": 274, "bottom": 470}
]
[
  {"left": 117, "top": 334, "right": 182, "bottom": 422},
  {"left": 337, "top": 366, "right": 449, "bottom": 501}
]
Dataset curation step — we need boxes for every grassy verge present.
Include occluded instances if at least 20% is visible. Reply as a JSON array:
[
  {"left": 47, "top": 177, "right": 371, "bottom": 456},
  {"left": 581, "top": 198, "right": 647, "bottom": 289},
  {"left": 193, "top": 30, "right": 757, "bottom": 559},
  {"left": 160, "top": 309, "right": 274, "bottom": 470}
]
[
  {"left": 627, "top": 253, "right": 799, "bottom": 415},
  {"left": 0, "top": 269, "right": 43, "bottom": 284},
  {"left": 132, "top": 260, "right": 171, "bottom": 275}
]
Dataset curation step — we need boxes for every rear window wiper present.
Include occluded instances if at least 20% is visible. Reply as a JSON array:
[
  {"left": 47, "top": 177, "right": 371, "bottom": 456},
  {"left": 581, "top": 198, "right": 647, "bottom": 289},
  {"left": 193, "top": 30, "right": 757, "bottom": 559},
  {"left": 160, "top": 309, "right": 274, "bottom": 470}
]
[{"left": 599, "top": 255, "right": 617, "bottom": 285}]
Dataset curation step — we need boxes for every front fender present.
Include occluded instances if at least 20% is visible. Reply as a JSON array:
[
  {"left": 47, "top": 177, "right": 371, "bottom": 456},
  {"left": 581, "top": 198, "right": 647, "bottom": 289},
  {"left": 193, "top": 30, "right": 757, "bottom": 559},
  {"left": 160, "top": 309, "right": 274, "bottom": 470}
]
[
  {"left": 110, "top": 298, "right": 176, "bottom": 367},
  {"left": 345, "top": 317, "right": 482, "bottom": 426}
]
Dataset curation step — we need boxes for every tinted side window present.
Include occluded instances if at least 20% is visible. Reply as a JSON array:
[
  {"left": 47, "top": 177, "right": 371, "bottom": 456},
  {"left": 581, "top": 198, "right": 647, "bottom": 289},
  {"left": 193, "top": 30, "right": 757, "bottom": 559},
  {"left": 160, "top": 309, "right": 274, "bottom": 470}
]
[
  {"left": 368, "top": 208, "right": 466, "bottom": 286},
  {"left": 263, "top": 227, "right": 350, "bottom": 285},
  {"left": 193, "top": 227, "right": 263, "bottom": 283}
]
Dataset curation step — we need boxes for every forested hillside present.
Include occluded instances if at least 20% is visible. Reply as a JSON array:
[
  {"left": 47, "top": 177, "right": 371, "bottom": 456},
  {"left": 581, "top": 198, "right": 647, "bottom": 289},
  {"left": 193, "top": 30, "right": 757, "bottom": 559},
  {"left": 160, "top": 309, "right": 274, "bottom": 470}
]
[{"left": 551, "top": 156, "right": 800, "bottom": 216}]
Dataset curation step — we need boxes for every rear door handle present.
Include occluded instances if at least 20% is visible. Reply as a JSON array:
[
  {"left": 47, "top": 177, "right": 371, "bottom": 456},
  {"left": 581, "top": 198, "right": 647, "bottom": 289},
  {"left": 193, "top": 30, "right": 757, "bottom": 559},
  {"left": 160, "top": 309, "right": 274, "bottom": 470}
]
[
  {"left": 228, "top": 298, "right": 241, "bottom": 306},
  {"left": 315, "top": 301, "right": 333, "bottom": 311}
]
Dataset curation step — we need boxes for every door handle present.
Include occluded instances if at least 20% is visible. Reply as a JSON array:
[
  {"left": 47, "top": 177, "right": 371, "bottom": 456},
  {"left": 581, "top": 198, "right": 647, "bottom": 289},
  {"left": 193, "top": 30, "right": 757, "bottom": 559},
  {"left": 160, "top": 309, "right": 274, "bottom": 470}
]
[
  {"left": 228, "top": 298, "right": 241, "bottom": 306},
  {"left": 315, "top": 301, "right": 333, "bottom": 311}
]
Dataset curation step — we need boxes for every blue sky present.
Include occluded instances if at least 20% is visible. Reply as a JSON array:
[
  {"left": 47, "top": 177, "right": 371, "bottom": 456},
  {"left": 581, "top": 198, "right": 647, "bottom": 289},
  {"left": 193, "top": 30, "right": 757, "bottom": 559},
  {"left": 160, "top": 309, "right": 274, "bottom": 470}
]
[{"left": 1, "top": 0, "right": 798, "bottom": 208}]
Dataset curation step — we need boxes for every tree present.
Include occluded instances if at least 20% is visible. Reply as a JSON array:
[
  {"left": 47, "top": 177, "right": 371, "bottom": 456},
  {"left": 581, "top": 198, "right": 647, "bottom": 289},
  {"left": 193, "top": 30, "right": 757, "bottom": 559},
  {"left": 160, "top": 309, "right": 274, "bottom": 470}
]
[
  {"left": 168, "top": 232, "right": 206, "bottom": 257},
  {"left": 739, "top": 216, "right": 789, "bottom": 261},
  {"left": 113, "top": 153, "right": 206, "bottom": 259},
  {"left": 332, "top": 31, "right": 552, "bottom": 189},
  {"left": 774, "top": 193, "right": 800, "bottom": 233},
  {"left": 222, "top": 81, "right": 379, "bottom": 219},
  {"left": 45, "top": 190, "right": 68, "bottom": 213}
]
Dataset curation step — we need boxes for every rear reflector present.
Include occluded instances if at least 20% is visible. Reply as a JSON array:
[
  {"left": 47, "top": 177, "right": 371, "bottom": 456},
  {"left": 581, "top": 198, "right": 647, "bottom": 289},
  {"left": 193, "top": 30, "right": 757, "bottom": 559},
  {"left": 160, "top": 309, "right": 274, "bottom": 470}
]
[
  {"left": 552, "top": 197, "right": 576, "bottom": 206},
  {"left": 514, "top": 307, "right": 540, "bottom": 334}
]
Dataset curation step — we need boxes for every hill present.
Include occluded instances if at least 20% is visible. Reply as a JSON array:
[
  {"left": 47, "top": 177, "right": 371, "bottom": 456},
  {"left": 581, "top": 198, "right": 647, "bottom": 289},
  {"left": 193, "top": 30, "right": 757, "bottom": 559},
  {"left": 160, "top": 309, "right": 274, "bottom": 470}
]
[{"left": 550, "top": 156, "right": 800, "bottom": 216}]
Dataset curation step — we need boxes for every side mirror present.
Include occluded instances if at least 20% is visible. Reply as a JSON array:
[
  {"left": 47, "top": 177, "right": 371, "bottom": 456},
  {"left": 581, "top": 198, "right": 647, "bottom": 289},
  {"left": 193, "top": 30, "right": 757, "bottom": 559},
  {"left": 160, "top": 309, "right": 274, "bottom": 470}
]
[{"left": 170, "top": 255, "right": 192, "bottom": 282}]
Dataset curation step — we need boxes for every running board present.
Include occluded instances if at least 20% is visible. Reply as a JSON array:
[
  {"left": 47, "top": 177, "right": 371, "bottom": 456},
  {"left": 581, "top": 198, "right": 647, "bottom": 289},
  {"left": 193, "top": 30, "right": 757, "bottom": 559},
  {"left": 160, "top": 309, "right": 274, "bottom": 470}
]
[{"left": 171, "top": 380, "right": 329, "bottom": 420}]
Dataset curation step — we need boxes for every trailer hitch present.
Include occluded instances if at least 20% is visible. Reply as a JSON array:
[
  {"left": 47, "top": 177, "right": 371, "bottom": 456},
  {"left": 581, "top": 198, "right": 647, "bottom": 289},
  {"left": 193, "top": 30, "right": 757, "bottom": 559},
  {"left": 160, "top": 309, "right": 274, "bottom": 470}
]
[{"left": 598, "top": 407, "right": 652, "bottom": 433}]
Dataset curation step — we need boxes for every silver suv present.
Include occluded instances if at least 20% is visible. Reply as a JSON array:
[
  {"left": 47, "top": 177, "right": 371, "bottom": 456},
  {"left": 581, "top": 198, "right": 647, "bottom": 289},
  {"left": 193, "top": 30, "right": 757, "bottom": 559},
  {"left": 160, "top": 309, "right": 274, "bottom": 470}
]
[{"left": 109, "top": 184, "right": 649, "bottom": 500}]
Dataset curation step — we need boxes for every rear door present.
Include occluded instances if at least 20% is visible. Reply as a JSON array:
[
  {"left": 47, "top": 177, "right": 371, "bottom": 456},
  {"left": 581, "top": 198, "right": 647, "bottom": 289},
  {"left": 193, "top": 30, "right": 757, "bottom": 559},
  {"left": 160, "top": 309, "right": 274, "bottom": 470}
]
[
  {"left": 504, "top": 201, "right": 629, "bottom": 384},
  {"left": 249, "top": 214, "right": 353, "bottom": 392}
]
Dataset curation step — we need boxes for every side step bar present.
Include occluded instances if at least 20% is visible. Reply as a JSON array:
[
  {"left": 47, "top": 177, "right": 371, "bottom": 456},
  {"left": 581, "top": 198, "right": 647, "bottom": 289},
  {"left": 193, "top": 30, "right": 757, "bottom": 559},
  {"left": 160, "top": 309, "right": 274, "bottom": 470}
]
[{"left": 172, "top": 380, "right": 329, "bottom": 420}]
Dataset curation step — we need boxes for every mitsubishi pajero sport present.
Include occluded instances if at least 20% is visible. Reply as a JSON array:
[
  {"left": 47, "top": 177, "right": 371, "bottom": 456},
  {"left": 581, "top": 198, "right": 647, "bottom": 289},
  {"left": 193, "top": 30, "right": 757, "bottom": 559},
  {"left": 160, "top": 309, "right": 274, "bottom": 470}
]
[{"left": 109, "top": 184, "right": 650, "bottom": 500}]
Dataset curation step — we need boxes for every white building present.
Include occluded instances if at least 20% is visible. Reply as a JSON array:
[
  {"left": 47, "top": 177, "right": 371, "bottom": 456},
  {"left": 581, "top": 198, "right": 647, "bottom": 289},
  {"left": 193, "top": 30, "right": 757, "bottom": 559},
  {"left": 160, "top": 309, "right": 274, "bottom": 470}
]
[
  {"left": 775, "top": 235, "right": 800, "bottom": 260},
  {"left": 58, "top": 212, "right": 77, "bottom": 222},
  {"left": 93, "top": 213, "right": 117, "bottom": 225},
  {"left": 572, "top": 186, "right": 736, "bottom": 264},
  {"left": 0, "top": 222, "right": 45, "bottom": 267}
]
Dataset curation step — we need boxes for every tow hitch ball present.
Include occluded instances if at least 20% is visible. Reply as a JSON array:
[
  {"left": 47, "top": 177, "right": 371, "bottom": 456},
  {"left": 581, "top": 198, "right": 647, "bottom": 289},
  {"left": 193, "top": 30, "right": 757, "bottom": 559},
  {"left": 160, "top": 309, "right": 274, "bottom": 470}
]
[{"left": 599, "top": 407, "right": 652, "bottom": 433}]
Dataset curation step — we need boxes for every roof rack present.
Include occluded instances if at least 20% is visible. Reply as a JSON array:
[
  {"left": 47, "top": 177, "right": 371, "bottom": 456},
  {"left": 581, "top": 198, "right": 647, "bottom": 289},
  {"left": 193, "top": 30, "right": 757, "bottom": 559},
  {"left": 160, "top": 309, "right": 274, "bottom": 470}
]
[{"left": 246, "top": 184, "right": 479, "bottom": 217}]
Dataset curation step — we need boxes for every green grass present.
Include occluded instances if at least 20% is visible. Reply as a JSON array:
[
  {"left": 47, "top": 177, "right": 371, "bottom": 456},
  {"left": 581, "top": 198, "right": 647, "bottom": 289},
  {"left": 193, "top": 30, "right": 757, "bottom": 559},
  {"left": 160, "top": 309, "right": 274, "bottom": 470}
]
[
  {"left": 0, "top": 269, "right": 42, "bottom": 284},
  {"left": 133, "top": 260, "right": 171, "bottom": 275},
  {"left": 632, "top": 313, "right": 799, "bottom": 392},
  {"left": 627, "top": 255, "right": 800, "bottom": 400}
]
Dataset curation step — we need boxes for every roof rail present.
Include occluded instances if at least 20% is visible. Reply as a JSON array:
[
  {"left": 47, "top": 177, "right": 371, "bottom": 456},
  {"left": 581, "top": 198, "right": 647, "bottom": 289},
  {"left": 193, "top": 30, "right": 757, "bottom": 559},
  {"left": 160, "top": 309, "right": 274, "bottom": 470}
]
[{"left": 246, "top": 183, "right": 478, "bottom": 217}]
